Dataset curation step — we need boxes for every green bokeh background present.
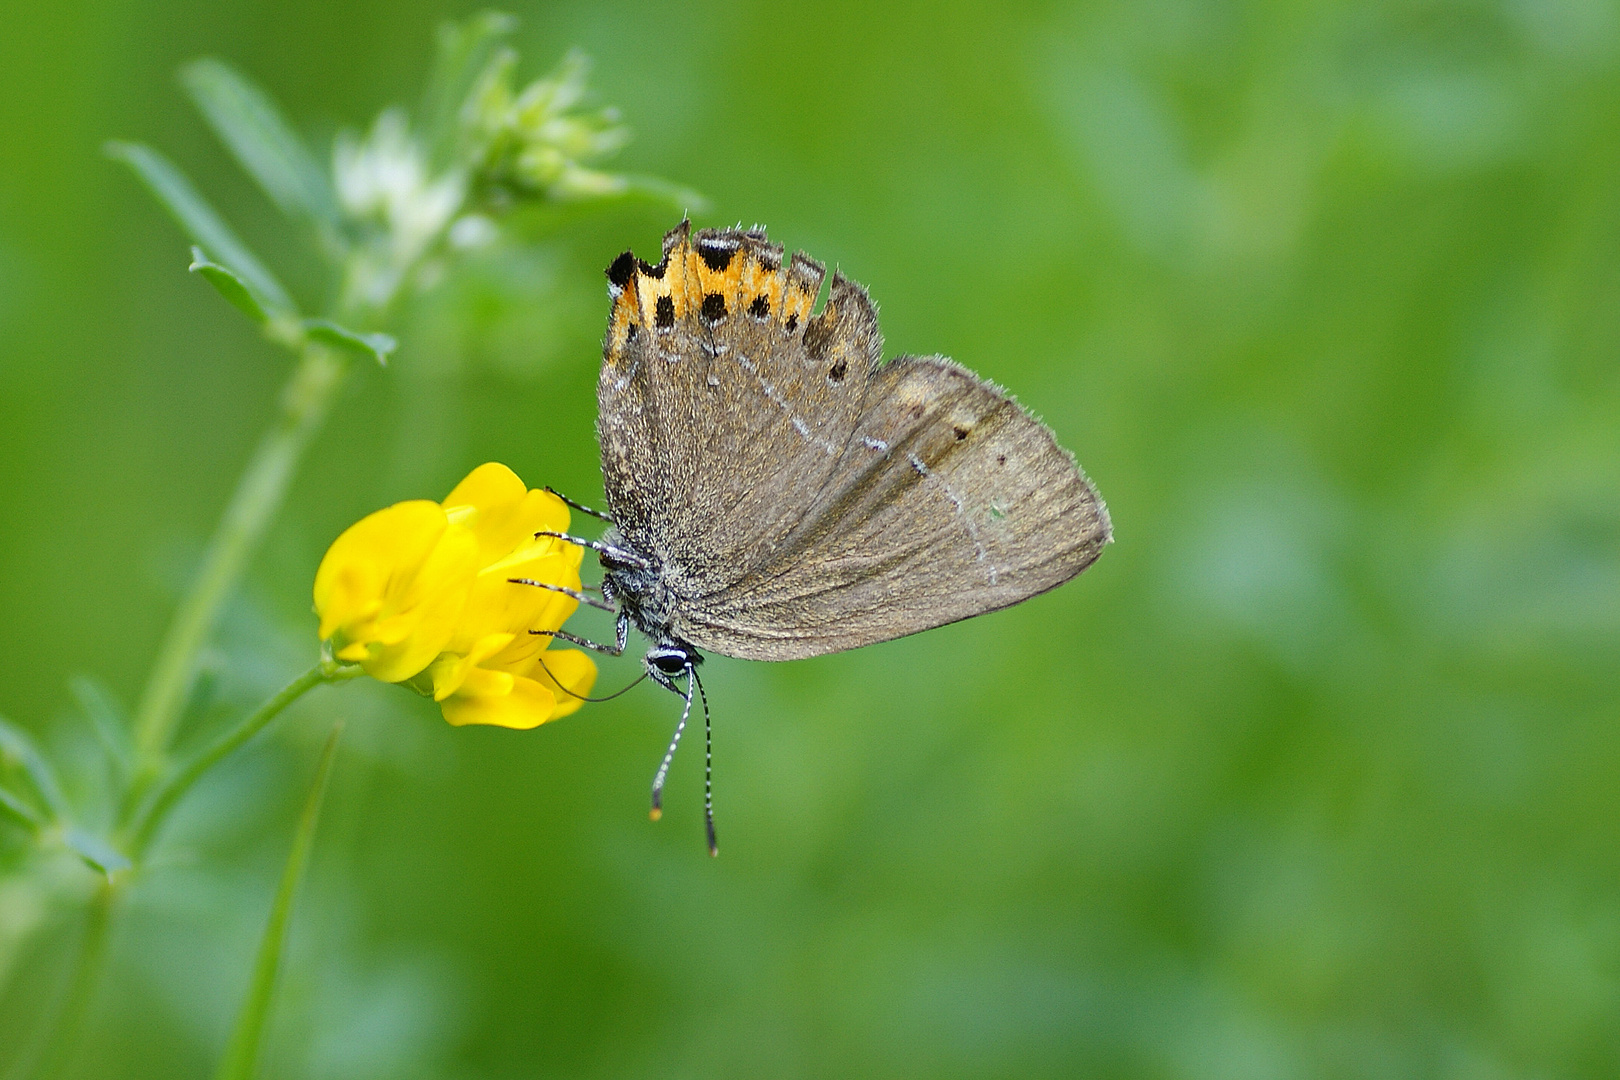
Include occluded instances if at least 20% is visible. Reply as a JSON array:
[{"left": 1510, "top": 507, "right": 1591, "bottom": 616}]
[{"left": 3, "top": 1, "right": 1619, "bottom": 1077}]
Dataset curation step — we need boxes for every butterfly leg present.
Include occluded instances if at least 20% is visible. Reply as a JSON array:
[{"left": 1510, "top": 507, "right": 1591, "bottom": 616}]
[
  {"left": 530, "top": 612, "right": 630, "bottom": 656},
  {"left": 534, "top": 530, "right": 649, "bottom": 569},
  {"left": 543, "top": 487, "right": 615, "bottom": 524},
  {"left": 507, "top": 577, "right": 616, "bottom": 613}
]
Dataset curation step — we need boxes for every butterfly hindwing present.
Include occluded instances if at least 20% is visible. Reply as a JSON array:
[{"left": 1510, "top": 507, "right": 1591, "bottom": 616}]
[{"left": 682, "top": 355, "right": 1110, "bottom": 660}]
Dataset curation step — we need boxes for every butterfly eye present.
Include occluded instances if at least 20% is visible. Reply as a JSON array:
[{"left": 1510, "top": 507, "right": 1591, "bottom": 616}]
[{"left": 649, "top": 651, "right": 688, "bottom": 676}]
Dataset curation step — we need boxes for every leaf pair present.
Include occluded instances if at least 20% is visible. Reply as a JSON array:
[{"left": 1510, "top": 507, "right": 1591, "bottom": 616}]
[
  {"left": 106, "top": 141, "right": 394, "bottom": 364},
  {"left": 0, "top": 705, "right": 131, "bottom": 876},
  {"left": 189, "top": 248, "right": 396, "bottom": 364},
  {"left": 108, "top": 59, "right": 400, "bottom": 363}
]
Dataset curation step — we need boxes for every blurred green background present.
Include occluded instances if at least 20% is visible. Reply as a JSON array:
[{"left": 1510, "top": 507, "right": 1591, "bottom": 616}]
[{"left": 3, "top": 0, "right": 1620, "bottom": 1077}]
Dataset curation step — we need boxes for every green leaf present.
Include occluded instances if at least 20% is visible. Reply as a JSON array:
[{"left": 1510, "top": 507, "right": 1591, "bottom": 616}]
[
  {"left": 421, "top": 10, "right": 517, "bottom": 167},
  {"left": 0, "top": 716, "right": 67, "bottom": 821},
  {"left": 213, "top": 722, "right": 342, "bottom": 1080},
  {"left": 303, "top": 318, "right": 397, "bottom": 366},
  {"left": 188, "top": 247, "right": 270, "bottom": 325},
  {"left": 180, "top": 58, "right": 342, "bottom": 234},
  {"left": 69, "top": 675, "right": 134, "bottom": 781},
  {"left": 62, "top": 828, "right": 132, "bottom": 879},
  {"left": 105, "top": 141, "right": 296, "bottom": 319}
]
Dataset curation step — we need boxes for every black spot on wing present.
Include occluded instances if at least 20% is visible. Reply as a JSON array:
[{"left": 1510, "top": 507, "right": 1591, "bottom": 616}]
[
  {"left": 701, "top": 293, "right": 727, "bottom": 322},
  {"left": 606, "top": 250, "right": 637, "bottom": 288},
  {"left": 697, "top": 242, "right": 735, "bottom": 271},
  {"left": 748, "top": 295, "right": 770, "bottom": 318},
  {"left": 785, "top": 313, "right": 799, "bottom": 333},
  {"left": 656, "top": 295, "right": 675, "bottom": 328}
]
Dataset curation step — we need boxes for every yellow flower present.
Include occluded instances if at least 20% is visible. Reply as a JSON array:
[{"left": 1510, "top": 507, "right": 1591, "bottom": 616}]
[{"left": 313, "top": 463, "right": 597, "bottom": 728}]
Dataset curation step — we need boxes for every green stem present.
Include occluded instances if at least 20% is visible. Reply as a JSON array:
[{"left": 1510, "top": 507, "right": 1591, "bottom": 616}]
[
  {"left": 213, "top": 722, "right": 343, "bottom": 1080},
  {"left": 18, "top": 880, "right": 115, "bottom": 1080},
  {"left": 125, "top": 661, "right": 359, "bottom": 857},
  {"left": 128, "top": 343, "right": 350, "bottom": 791}
]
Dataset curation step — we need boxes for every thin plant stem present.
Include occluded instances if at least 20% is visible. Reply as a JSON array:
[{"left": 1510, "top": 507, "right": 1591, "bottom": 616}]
[
  {"left": 17, "top": 880, "right": 115, "bottom": 1080},
  {"left": 213, "top": 722, "right": 343, "bottom": 1080},
  {"left": 125, "top": 661, "right": 359, "bottom": 857},
  {"left": 128, "top": 342, "right": 350, "bottom": 791}
]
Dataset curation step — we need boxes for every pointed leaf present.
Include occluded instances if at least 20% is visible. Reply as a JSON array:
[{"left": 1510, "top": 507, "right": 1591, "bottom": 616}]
[
  {"left": 213, "top": 722, "right": 342, "bottom": 1080},
  {"left": 105, "top": 141, "right": 296, "bottom": 318},
  {"left": 421, "top": 11, "right": 517, "bottom": 166},
  {"left": 180, "top": 58, "right": 341, "bottom": 232},
  {"left": 0, "top": 716, "right": 67, "bottom": 821},
  {"left": 188, "top": 247, "right": 271, "bottom": 325},
  {"left": 69, "top": 675, "right": 134, "bottom": 780},
  {"left": 62, "top": 828, "right": 132, "bottom": 879},
  {"left": 303, "top": 318, "right": 396, "bottom": 366}
]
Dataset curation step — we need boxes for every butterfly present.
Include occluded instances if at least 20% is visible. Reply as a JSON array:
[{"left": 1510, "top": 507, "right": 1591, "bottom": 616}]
[{"left": 528, "top": 221, "right": 1110, "bottom": 853}]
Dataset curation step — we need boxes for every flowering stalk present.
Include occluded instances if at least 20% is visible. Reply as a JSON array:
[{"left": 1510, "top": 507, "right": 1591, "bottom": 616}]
[
  {"left": 9, "top": 16, "right": 690, "bottom": 1075},
  {"left": 113, "top": 13, "right": 665, "bottom": 798}
]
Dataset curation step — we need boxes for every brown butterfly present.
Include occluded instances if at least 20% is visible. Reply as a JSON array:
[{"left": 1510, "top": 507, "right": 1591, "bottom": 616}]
[{"left": 527, "top": 222, "right": 1110, "bottom": 853}]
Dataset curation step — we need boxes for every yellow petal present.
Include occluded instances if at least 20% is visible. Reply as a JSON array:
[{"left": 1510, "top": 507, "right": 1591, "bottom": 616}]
[
  {"left": 508, "top": 487, "right": 571, "bottom": 547},
  {"left": 473, "top": 489, "right": 572, "bottom": 568},
  {"left": 439, "top": 674, "right": 560, "bottom": 729},
  {"left": 313, "top": 501, "right": 446, "bottom": 638},
  {"left": 448, "top": 548, "right": 582, "bottom": 656},
  {"left": 442, "top": 462, "right": 527, "bottom": 514},
  {"left": 457, "top": 664, "right": 516, "bottom": 700},
  {"left": 353, "top": 517, "right": 481, "bottom": 684},
  {"left": 427, "top": 632, "right": 516, "bottom": 701}
]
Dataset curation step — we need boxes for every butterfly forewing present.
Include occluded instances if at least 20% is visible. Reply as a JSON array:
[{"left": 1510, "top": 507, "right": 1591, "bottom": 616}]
[{"left": 600, "top": 225, "right": 884, "bottom": 592}]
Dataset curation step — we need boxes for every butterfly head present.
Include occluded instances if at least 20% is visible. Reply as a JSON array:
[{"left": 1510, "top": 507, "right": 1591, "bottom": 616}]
[{"left": 643, "top": 640, "right": 702, "bottom": 694}]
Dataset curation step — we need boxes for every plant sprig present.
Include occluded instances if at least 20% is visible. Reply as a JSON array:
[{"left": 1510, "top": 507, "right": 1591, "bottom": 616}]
[{"left": 1, "top": 15, "right": 699, "bottom": 1078}]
